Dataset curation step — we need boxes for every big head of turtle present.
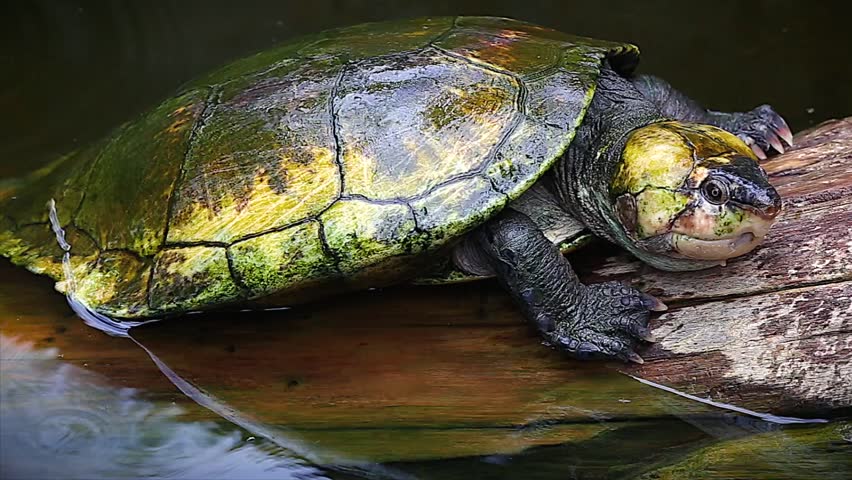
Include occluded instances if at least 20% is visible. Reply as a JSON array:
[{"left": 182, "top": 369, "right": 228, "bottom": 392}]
[{"left": 609, "top": 121, "right": 782, "bottom": 271}]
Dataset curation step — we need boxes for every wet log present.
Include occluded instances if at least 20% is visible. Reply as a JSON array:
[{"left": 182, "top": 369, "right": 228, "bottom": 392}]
[{"left": 0, "top": 119, "right": 850, "bottom": 466}]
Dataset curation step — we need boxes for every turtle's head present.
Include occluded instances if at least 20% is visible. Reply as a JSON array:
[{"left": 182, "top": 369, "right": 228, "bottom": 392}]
[{"left": 610, "top": 121, "right": 781, "bottom": 271}]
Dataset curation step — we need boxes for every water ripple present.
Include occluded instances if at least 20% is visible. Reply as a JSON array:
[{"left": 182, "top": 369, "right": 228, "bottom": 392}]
[{"left": 0, "top": 335, "right": 328, "bottom": 480}]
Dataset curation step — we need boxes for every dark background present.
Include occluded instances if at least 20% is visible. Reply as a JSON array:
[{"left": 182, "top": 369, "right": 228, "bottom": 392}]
[{"left": 2, "top": 0, "right": 850, "bottom": 176}]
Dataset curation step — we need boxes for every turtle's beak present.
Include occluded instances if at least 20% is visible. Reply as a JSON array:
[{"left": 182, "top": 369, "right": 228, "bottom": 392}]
[
  {"left": 740, "top": 184, "right": 782, "bottom": 220},
  {"left": 670, "top": 203, "right": 778, "bottom": 262},
  {"left": 726, "top": 162, "right": 782, "bottom": 221}
]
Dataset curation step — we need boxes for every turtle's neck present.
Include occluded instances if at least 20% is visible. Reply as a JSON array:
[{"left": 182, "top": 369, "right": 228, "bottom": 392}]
[{"left": 551, "top": 64, "right": 661, "bottom": 246}]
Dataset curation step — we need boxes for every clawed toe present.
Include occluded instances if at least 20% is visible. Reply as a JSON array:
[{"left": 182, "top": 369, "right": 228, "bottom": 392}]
[
  {"left": 641, "top": 293, "right": 667, "bottom": 312},
  {"left": 630, "top": 324, "right": 657, "bottom": 343},
  {"left": 766, "top": 108, "right": 794, "bottom": 147},
  {"left": 549, "top": 282, "right": 665, "bottom": 363},
  {"left": 734, "top": 105, "right": 793, "bottom": 159},
  {"left": 744, "top": 140, "right": 768, "bottom": 160},
  {"left": 624, "top": 350, "right": 645, "bottom": 364}
]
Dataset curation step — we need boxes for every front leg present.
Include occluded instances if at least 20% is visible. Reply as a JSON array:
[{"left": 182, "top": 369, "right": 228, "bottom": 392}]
[
  {"left": 631, "top": 74, "right": 793, "bottom": 159},
  {"left": 471, "top": 210, "right": 665, "bottom": 363}
]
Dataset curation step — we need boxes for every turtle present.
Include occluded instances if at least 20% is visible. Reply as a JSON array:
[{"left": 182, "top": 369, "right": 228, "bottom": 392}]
[{"left": 0, "top": 16, "right": 788, "bottom": 362}]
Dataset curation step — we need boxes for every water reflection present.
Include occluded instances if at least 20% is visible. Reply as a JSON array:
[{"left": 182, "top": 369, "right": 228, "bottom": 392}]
[
  {"left": 0, "top": 336, "right": 785, "bottom": 479},
  {"left": 1, "top": 284, "right": 850, "bottom": 479},
  {"left": 0, "top": 335, "right": 327, "bottom": 480}
]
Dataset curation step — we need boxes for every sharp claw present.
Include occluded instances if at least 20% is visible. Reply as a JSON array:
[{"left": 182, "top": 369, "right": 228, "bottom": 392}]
[
  {"left": 766, "top": 132, "right": 785, "bottom": 154},
  {"left": 775, "top": 123, "right": 794, "bottom": 147},
  {"left": 768, "top": 111, "right": 794, "bottom": 146},
  {"left": 751, "top": 144, "right": 767, "bottom": 160},
  {"left": 642, "top": 294, "right": 668, "bottom": 312},
  {"left": 636, "top": 326, "right": 657, "bottom": 343},
  {"left": 626, "top": 351, "right": 645, "bottom": 364}
]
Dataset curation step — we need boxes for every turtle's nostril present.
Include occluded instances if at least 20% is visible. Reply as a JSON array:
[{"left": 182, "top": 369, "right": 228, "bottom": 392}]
[
  {"left": 761, "top": 189, "right": 783, "bottom": 219},
  {"left": 764, "top": 202, "right": 781, "bottom": 219}
]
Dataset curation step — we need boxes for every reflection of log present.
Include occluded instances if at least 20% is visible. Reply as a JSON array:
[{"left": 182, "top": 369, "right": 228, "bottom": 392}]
[
  {"left": 607, "top": 118, "right": 852, "bottom": 415},
  {"left": 0, "top": 120, "right": 849, "bottom": 466},
  {"left": 635, "top": 421, "right": 852, "bottom": 480}
]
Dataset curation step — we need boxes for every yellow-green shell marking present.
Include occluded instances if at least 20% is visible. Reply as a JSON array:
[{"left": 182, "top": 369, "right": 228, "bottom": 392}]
[
  {"left": 229, "top": 221, "right": 336, "bottom": 298},
  {"left": 0, "top": 17, "right": 637, "bottom": 318}
]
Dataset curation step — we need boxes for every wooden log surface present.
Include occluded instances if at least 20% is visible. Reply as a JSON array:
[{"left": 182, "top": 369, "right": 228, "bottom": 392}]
[{"left": 0, "top": 119, "right": 850, "bottom": 466}]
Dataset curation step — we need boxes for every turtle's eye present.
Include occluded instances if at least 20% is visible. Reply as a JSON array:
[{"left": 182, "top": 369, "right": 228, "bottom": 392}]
[{"left": 701, "top": 177, "right": 729, "bottom": 205}]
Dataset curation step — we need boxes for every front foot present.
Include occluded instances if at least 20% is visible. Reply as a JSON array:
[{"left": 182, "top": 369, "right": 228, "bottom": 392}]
[
  {"left": 723, "top": 105, "right": 793, "bottom": 160},
  {"left": 542, "top": 282, "right": 666, "bottom": 363}
]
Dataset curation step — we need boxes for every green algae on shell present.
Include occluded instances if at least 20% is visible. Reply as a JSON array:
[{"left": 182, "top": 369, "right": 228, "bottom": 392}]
[{"left": 0, "top": 16, "right": 639, "bottom": 318}]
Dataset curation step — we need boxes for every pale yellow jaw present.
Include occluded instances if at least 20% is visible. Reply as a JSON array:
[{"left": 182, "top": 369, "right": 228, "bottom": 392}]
[
  {"left": 671, "top": 208, "right": 775, "bottom": 263},
  {"left": 673, "top": 231, "right": 760, "bottom": 263}
]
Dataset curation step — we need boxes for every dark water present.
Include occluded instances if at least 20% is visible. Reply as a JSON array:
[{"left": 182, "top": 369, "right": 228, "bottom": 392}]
[
  {"left": 3, "top": 0, "right": 851, "bottom": 177},
  {"left": 2, "top": 1, "right": 852, "bottom": 479}
]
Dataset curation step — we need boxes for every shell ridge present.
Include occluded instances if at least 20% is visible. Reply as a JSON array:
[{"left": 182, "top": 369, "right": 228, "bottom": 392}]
[
  {"left": 226, "top": 217, "right": 315, "bottom": 246},
  {"left": 224, "top": 247, "right": 252, "bottom": 298},
  {"left": 338, "top": 169, "right": 483, "bottom": 205},
  {"left": 315, "top": 218, "right": 343, "bottom": 274},
  {"left": 69, "top": 221, "right": 104, "bottom": 252},
  {"left": 162, "top": 87, "right": 220, "bottom": 247},
  {"left": 427, "top": 16, "right": 460, "bottom": 45},
  {"left": 328, "top": 66, "right": 348, "bottom": 197},
  {"left": 339, "top": 193, "right": 409, "bottom": 206},
  {"left": 428, "top": 44, "right": 522, "bottom": 82},
  {"left": 482, "top": 110, "right": 527, "bottom": 194},
  {"left": 161, "top": 239, "right": 230, "bottom": 249}
]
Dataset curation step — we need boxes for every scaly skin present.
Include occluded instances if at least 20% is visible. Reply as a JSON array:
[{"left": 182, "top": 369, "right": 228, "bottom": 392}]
[
  {"left": 631, "top": 74, "right": 793, "bottom": 159},
  {"left": 469, "top": 63, "right": 784, "bottom": 362},
  {"left": 476, "top": 210, "right": 662, "bottom": 362}
]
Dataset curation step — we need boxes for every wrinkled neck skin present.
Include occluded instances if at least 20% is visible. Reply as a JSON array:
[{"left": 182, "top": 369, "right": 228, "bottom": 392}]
[{"left": 552, "top": 67, "right": 718, "bottom": 272}]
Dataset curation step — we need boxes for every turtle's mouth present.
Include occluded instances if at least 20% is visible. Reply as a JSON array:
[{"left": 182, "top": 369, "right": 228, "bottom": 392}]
[
  {"left": 672, "top": 231, "right": 761, "bottom": 263},
  {"left": 668, "top": 202, "right": 778, "bottom": 263}
]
